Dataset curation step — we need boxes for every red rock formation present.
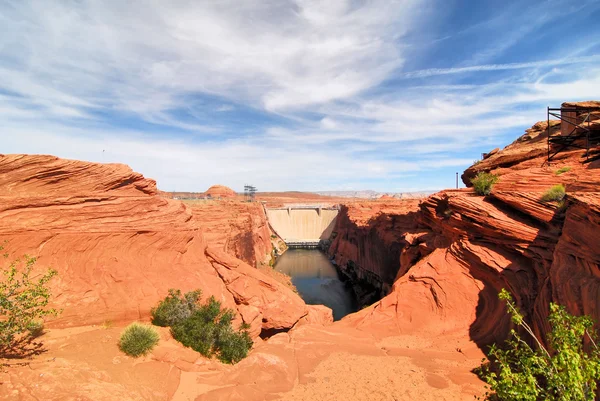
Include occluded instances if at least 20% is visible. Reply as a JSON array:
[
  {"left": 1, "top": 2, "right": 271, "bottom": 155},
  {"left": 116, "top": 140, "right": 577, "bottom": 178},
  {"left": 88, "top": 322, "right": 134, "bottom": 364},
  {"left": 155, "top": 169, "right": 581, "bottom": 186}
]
[
  {"left": 0, "top": 154, "right": 486, "bottom": 401},
  {"left": 332, "top": 105, "right": 600, "bottom": 351},
  {"left": 187, "top": 200, "right": 273, "bottom": 267},
  {"left": 203, "top": 184, "right": 237, "bottom": 198},
  {"left": 327, "top": 200, "right": 423, "bottom": 304},
  {"left": 0, "top": 154, "right": 307, "bottom": 336}
]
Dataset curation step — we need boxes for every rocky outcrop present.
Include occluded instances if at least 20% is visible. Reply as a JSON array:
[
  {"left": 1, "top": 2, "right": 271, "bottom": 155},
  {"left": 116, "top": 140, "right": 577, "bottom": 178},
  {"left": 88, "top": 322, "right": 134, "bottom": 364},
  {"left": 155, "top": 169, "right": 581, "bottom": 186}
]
[
  {"left": 204, "top": 184, "right": 237, "bottom": 198},
  {"left": 188, "top": 200, "right": 274, "bottom": 267},
  {"left": 334, "top": 109, "right": 600, "bottom": 350},
  {"left": 0, "top": 154, "right": 307, "bottom": 336},
  {"left": 328, "top": 200, "right": 423, "bottom": 305}
]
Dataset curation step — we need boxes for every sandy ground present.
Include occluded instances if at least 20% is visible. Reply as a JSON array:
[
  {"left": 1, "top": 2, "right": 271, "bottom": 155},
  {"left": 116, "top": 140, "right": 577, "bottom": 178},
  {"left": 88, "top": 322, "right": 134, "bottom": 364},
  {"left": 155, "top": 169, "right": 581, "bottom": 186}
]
[{"left": 0, "top": 321, "right": 485, "bottom": 401}]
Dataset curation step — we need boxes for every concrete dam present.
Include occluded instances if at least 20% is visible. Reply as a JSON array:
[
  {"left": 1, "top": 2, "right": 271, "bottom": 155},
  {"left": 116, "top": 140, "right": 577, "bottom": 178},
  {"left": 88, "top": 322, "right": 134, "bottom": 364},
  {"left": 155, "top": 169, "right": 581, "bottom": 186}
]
[{"left": 265, "top": 205, "right": 339, "bottom": 247}]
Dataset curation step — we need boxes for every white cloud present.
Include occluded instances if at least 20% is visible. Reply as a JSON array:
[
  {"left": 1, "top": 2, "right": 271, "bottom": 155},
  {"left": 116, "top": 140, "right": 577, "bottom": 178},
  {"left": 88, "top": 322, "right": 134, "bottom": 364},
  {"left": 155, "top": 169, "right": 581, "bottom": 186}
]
[
  {"left": 399, "top": 56, "right": 600, "bottom": 79},
  {"left": 0, "top": 0, "right": 422, "bottom": 118}
]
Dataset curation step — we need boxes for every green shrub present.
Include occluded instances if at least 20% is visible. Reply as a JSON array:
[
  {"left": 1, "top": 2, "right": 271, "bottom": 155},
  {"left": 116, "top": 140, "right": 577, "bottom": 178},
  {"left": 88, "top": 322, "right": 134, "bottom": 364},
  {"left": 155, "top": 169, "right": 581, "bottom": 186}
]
[
  {"left": 118, "top": 323, "right": 160, "bottom": 357},
  {"left": 154, "top": 290, "right": 253, "bottom": 364},
  {"left": 541, "top": 184, "right": 566, "bottom": 202},
  {"left": 26, "top": 320, "right": 45, "bottom": 338},
  {"left": 0, "top": 247, "right": 60, "bottom": 348},
  {"left": 151, "top": 289, "right": 202, "bottom": 327},
  {"left": 478, "top": 289, "right": 600, "bottom": 400},
  {"left": 471, "top": 172, "right": 499, "bottom": 196},
  {"left": 555, "top": 166, "right": 572, "bottom": 175}
]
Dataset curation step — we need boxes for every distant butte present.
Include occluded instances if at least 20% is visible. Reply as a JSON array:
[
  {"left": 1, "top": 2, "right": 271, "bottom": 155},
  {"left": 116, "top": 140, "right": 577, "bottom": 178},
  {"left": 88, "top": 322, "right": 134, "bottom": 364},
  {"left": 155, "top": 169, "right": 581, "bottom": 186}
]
[{"left": 203, "top": 184, "right": 237, "bottom": 198}]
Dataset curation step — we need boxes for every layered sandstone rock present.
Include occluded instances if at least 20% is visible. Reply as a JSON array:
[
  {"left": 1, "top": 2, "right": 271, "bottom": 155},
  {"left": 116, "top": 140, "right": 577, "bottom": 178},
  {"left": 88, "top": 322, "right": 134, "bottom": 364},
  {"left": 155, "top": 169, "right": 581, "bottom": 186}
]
[
  {"left": 0, "top": 154, "right": 307, "bottom": 335},
  {"left": 187, "top": 199, "right": 273, "bottom": 267},
  {"left": 331, "top": 111, "right": 600, "bottom": 353},
  {"left": 327, "top": 200, "right": 423, "bottom": 305}
]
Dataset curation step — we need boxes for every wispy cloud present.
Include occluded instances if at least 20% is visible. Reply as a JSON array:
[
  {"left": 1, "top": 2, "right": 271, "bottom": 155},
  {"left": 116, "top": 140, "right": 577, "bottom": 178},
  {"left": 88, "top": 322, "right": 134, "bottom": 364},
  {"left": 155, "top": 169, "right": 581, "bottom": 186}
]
[{"left": 399, "top": 56, "right": 600, "bottom": 79}]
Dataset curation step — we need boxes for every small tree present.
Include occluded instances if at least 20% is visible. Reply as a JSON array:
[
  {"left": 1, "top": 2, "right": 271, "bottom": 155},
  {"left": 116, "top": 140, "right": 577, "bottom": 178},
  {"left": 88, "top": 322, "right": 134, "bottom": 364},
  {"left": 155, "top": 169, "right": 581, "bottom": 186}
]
[
  {"left": 472, "top": 172, "right": 499, "bottom": 196},
  {"left": 479, "top": 289, "right": 600, "bottom": 400},
  {"left": 0, "top": 247, "right": 59, "bottom": 349}
]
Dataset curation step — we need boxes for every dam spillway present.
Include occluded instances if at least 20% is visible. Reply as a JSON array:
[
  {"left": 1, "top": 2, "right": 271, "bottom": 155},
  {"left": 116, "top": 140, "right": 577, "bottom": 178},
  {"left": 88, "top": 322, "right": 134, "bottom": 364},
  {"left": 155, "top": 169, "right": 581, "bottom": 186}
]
[{"left": 265, "top": 205, "right": 338, "bottom": 247}]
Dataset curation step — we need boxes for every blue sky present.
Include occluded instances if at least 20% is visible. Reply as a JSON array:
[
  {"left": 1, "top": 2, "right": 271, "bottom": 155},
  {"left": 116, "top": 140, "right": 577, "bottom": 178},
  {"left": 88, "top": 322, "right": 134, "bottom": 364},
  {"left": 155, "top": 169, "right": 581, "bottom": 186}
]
[{"left": 2, "top": 0, "right": 600, "bottom": 192}]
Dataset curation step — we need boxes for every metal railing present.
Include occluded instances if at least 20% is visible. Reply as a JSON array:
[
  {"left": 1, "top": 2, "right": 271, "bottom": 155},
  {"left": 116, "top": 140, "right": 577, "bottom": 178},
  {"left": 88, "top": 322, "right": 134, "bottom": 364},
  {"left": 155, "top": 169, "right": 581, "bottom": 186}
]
[{"left": 547, "top": 106, "right": 600, "bottom": 161}]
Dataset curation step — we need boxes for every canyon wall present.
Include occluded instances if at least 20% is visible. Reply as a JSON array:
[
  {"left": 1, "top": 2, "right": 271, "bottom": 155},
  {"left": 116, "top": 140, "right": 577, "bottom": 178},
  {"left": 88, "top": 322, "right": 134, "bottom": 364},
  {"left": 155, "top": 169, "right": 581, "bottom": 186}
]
[
  {"left": 330, "top": 113, "right": 600, "bottom": 349},
  {"left": 187, "top": 200, "right": 274, "bottom": 267},
  {"left": 0, "top": 154, "right": 309, "bottom": 337},
  {"left": 266, "top": 208, "right": 338, "bottom": 242},
  {"left": 327, "top": 200, "right": 423, "bottom": 305}
]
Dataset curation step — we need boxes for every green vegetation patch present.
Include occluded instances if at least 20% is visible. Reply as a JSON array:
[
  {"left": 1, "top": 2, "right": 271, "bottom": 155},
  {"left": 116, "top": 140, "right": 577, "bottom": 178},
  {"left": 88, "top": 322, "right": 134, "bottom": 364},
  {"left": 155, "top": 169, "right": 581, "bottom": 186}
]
[
  {"left": 471, "top": 172, "right": 499, "bottom": 196},
  {"left": 118, "top": 322, "right": 160, "bottom": 357},
  {"left": 151, "top": 288, "right": 201, "bottom": 327},
  {"left": 541, "top": 184, "right": 566, "bottom": 203},
  {"left": 478, "top": 289, "right": 600, "bottom": 400},
  {"left": 152, "top": 289, "right": 253, "bottom": 364},
  {"left": 0, "top": 246, "right": 60, "bottom": 349},
  {"left": 555, "top": 166, "right": 572, "bottom": 175}
]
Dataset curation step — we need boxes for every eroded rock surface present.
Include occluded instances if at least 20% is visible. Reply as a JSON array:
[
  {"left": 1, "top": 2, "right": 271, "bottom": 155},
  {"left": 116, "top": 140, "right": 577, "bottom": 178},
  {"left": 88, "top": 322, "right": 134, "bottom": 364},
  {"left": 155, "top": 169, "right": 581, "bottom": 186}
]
[
  {"left": 0, "top": 154, "right": 307, "bottom": 335},
  {"left": 327, "top": 200, "right": 423, "bottom": 305},
  {"left": 187, "top": 199, "right": 273, "bottom": 267},
  {"left": 328, "top": 110, "right": 600, "bottom": 355}
]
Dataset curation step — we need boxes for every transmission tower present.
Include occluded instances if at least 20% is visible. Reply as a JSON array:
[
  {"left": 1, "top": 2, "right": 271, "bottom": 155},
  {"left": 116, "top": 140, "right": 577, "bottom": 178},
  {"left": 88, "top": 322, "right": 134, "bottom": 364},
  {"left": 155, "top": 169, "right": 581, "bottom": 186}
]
[{"left": 243, "top": 184, "right": 257, "bottom": 202}]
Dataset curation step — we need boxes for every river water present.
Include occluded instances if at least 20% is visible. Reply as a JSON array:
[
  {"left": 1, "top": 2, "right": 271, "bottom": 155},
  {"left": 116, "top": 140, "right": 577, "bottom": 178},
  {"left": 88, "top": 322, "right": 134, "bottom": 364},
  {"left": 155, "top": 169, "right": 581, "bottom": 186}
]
[{"left": 274, "top": 249, "right": 358, "bottom": 320}]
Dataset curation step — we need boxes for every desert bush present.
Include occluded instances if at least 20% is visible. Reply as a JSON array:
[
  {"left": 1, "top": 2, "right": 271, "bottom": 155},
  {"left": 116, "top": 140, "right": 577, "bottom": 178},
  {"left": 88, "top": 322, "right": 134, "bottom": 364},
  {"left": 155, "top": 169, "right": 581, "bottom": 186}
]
[
  {"left": 155, "top": 291, "right": 253, "bottom": 364},
  {"left": 0, "top": 247, "right": 59, "bottom": 348},
  {"left": 151, "top": 288, "right": 202, "bottom": 327},
  {"left": 26, "top": 320, "right": 45, "bottom": 338},
  {"left": 471, "top": 172, "right": 499, "bottom": 196},
  {"left": 555, "top": 166, "right": 572, "bottom": 175},
  {"left": 118, "top": 322, "right": 160, "bottom": 357},
  {"left": 216, "top": 323, "right": 253, "bottom": 364},
  {"left": 478, "top": 289, "right": 600, "bottom": 400},
  {"left": 541, "top": 184, "right": 566, "bottom": 203}
]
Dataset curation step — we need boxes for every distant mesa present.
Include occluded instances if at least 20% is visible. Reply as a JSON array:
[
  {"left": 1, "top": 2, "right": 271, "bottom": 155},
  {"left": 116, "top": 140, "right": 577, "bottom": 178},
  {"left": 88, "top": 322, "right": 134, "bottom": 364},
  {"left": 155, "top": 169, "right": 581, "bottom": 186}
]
[
  {"left": 378, "top": 194, "right": 395, "bottom": 200},
  {"left": 204, "top": 184, "right": 237, "bottom": 199}
]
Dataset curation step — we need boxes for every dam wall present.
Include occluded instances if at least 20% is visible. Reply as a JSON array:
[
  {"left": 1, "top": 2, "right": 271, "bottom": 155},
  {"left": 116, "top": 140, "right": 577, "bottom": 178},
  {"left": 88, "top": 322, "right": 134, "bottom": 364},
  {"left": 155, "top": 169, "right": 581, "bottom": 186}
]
[{"left": 266, "top": 207, "right": 338, "bottom": 244}]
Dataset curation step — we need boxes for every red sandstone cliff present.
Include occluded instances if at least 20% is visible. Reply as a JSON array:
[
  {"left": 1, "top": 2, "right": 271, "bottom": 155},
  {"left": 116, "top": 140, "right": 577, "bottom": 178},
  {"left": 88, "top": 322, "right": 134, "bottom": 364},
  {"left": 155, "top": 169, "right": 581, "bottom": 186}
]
[
  {"left": 331, "top": 103, "right": 600, "bottom": 350},
  {"left": 328, "top": 200, "right": 423, "bottom": 305},
  {"left": 0, "top": 154, "right": 307, "bottom": 337},
  {"left": 187, "top": 200, "right": 273, "bottom": 267}
]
